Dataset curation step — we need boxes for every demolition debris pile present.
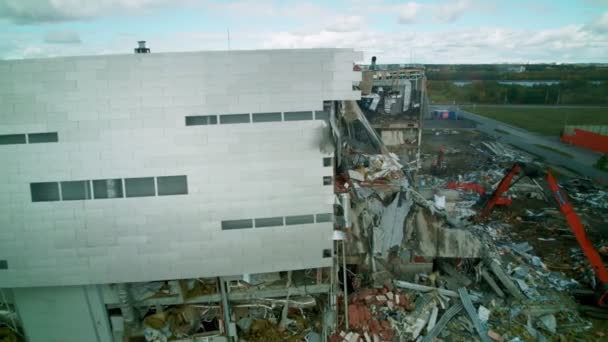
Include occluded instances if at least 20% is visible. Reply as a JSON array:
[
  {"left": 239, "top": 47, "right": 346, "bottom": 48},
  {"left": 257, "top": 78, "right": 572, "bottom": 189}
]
[{"left": 333, "top": 115, "right": 608, "bottom": 341}]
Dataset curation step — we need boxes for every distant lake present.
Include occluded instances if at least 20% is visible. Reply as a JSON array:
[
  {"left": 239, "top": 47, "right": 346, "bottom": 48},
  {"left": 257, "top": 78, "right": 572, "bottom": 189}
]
[{"left": 451, "top": 80, "right": 604, "bottom": 87}]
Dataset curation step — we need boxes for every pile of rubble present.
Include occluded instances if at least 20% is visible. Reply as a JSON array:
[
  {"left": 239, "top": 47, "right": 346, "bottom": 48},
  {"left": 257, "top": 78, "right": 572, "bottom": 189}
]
[
  {"left": 333, "top": 287, "right": 414, "bottom": 342},
  {"left": 331, "top": 103, "right": 608, "bottom": 341}
]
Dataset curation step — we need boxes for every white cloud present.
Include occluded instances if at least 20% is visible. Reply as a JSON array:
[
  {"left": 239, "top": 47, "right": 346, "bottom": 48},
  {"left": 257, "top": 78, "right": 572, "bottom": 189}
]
[
  {"left": 586, "top": 11, "right": 608, "bottom": 33},
  {"left": 434, "top": 0, "right": 472, "bottom": 23},
  {"left": 397, "top": 2, "right": 422, "bottom": 24},
  {"left": 260, "top": 23, "right": 608, "bottom": 63},
  {"left": 44, "top": 29, "right": 81, "bottom": 44},
  {"left": 0, "top": 1, "right": 606, "bottom": 63},
  {"left": 0, "top": 0, "right": 187, "bottom": 23},
  {"left": 325, "top": 15, "right": 364, "bottom": 32}
]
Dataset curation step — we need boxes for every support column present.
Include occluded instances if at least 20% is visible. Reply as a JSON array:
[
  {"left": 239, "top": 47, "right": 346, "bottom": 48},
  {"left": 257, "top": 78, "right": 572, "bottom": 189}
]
[{"left": 219, "top": 277, "right": 236, "bottom": 341}]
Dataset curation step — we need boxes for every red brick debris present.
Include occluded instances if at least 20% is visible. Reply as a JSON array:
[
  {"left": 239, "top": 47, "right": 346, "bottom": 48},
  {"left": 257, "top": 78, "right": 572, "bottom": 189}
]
[{"left": 331, "top": 287, "right": 415, "bottom": 342}]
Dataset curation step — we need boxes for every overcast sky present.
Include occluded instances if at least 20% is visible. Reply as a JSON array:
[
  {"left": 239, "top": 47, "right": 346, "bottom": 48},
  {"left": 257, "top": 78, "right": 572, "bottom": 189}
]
[{"left": 1, "top": 0, "right": 607, "bottom": 63}]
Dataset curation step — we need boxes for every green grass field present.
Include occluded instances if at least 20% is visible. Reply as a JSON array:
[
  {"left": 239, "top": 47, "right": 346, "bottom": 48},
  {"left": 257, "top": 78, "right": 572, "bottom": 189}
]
[{"left": 463, "top": 106, "right": 608, "bottom": 136}]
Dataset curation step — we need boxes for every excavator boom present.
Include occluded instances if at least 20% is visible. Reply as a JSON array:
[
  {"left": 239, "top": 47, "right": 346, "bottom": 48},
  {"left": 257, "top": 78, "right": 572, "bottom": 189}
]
[{"left": 481, "top": 164, "right": 608, "bottom": 306}]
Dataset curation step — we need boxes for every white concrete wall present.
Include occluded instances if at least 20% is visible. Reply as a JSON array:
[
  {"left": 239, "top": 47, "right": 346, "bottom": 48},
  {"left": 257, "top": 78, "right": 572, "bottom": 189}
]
[
  {"left": 13, "top": 285, "right": 113, "bottom": 342},
  {"left": 0, "top": 48, "right": 362, "bottom": 287}
]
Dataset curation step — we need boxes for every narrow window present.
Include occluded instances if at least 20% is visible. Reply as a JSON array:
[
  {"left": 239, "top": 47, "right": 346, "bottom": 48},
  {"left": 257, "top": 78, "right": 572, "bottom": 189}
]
[
  {"left": 219, "top": 114, "right": 250, "bottom": 124},
  {"left": 157, "top": 175, "right": 188, "bottom": 196},
  {"left": 284, "top": 111, "right": 313, "bottom": 121},
  {"left": 221, "top": 219, "right": 253, "bottom": 230},
  {"left": 30, "top": 182, "right": 60, "bottom": 202},
  {"left": 252, "top": 112, "right": 282, "bottom": 123},
  {"left": 28, "top": 132, "right": 58, "bottom": 143},
  {"left": 61, "top": 180, "right": 92, "bottom": 200},
  {"left": 0, "top": 134, "right": 26, "bottom": 145},
  {"left": 125, "top": 177, "right": 155, "bottom": 197},
  {"left": 93, "top": 179, "right": 124, "bottom": 199},
  {"left": 323, "top": 157, "right": 333, "bottom": 167},
  {"left": 285, "top": 215, "right": 315, "bottom": 225},
  {"left": 185, "top": 115, "right": 217, "bottom": 126},
  {"left": 315, "top": 111, "right": 329, "bottom": 121},
  {"left": 254, "top": 217, "right": 284, "bottom": 228},
  {"left": 316, "top": 213, "right": 333, "bottom": 223},
  {"left": 322, "top": 249, "right": 332, "bottom": 258},
  {"left": 323, "top": 176, "right": 333, "bottom": 185}
]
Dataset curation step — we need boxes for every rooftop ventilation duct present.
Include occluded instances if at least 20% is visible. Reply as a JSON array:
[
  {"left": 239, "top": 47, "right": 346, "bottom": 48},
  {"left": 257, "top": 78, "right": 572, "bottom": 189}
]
[{"left": 134, "top": 40, "right": 150, "bottom": 54}]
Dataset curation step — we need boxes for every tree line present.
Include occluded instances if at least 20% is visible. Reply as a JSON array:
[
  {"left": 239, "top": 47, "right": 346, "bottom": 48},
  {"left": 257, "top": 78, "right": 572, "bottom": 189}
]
[
  {"left": 427, "top": 80, "right": 608, "bottom": 105},
  {"left": 425, "top": 64, "right": 608, "bottom": 81}
]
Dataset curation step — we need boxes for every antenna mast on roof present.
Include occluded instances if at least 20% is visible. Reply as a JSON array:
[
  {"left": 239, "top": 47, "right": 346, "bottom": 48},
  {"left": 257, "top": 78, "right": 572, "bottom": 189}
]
[{"left": 227, "top": 28, "right": 231, "bottom": 50}]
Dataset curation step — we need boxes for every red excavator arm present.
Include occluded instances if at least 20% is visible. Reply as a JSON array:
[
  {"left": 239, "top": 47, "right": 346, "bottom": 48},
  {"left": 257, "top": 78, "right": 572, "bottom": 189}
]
[
  {"left": 481, "top": 163, "right": 608, "bottom": 306},
  {"left": 480, "top": 163, "right": 522, "bottom": 217},
  {"left": 545, "top": 172, "right": 608, "bottom": 305}
]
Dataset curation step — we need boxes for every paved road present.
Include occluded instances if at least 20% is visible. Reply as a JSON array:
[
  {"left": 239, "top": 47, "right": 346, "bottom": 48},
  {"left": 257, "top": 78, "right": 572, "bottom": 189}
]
[{"left": 431, "top": 106, "right": 608, "bottom": 183}]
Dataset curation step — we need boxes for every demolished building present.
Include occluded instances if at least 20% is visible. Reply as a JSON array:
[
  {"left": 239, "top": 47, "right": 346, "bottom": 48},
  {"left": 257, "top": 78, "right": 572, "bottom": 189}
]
[
  {"left": 1, "top": 46, "right": 604, "bottom": 342},
  {"left": 356, "top": 61, "right": 427, "bottom": 170}
]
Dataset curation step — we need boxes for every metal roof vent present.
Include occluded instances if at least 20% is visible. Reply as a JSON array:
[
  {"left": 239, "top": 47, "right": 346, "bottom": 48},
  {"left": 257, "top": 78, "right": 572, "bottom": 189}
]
[{"left": 134, "top": 41, "right": 150, "bottom": 54}]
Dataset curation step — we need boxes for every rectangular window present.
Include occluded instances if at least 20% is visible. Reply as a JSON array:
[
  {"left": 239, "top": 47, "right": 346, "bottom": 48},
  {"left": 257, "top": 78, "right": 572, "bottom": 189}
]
[
  {"left": 285, "top": 215, "right": 314, "bottom": 226},
  {"left": 254, "top": 217, "right": 284, "bottom": 228},
  {"left": 125, "top": 177, "right": 156, "bottom": 197},
  {"left": 28, "top": 132, "right": 58, "bottom": 143},
  {"left": 157, "top": 175, "right": 188, "bottom": 196},
  {"left": 323, "top": 157, "right": 333, "bottom": 167},
  {"left": 185, "top": 115, "right": 217, "bottom": 126},
  {"left": 0, "top": 134, "right": 26, "bottom": 145},
  {"left": 61, "top": 180, "right": 92, "bottom": 200},
  {"left": 30, "top": 182, "right": 60, "bottom": 202},
  {"left": 0, "top": 260, "right": 7, "bottom": 269},
  {"left": 323, "top": 176, "right": 333, "bottom": 185},
  {"left": 316, "top": 213, "right": 333, "bottom": 223},
  {"left": 221, "top": 219, "right": 253, "bottom": 230},
  {"left": 252, "top": 112, "right": 282, "bottom": 123},
  {"left": 219, "top": 114, "right": 250, "bottom": 124},
  {"left": 315, "top": 111, "right": 329, "bottom": 121},
  {"left": 93, "top": 179, "right": 123, "bottom": 199},
  {"left": 322, "top": 249, "right": 332, "bottom": 258},
  {"left": 284, "top": 111, "right": 313, "bottom": 121}
]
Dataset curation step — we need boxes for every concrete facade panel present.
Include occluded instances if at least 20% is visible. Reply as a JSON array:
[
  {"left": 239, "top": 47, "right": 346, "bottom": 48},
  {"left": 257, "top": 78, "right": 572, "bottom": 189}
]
[{"left": 0, "top": 48, "right": 359, "bottom": 287}]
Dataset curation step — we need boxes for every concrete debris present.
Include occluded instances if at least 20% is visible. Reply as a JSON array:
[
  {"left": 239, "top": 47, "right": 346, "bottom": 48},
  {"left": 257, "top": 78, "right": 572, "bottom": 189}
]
[
  {"left": 373, "top": 192, "right": 413, "bottom": 258},
  {"left": 487, "top": 329, "right": 504, "bottom": 342},
  {"left": 538, "top": 314, "right": 557, "bottom": 334},
  {"left": 426, "top": 305, "right": 439, "bottom": 333},
  {"left": 458, "top": 288, "right": 491, "bottom": 342},
  {"left": 329, "top": 104, "right": 606, "bottom": 341},
  {"left": 433, "top": 194, "right": 446, "bottom": 210},
  {"left": 394, "top": 280, "right": 460, "bottom": 298},
  {"left": 478, "top": 305, "right": 491, "bottom": 323},
  {"left": 488, "top": 259, "right": 525, "bottom": 300},
  {"left": 481, "top": 268, "right": 505, "bottom": 298},
  {"left": 421, "top": 303, "right": 464, "bottom": 342}
]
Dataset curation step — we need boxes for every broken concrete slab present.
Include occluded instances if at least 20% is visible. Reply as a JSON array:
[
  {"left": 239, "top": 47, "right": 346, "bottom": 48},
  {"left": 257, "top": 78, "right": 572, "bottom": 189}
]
[
  {"left": 421, "top": 302, "right": 464, "bottom": 342},
  {"left": 459, "top": 288, "right": 491, "bottom": 342},
  {"left": 481, "top": 269, "right": 505, "bottom": 298},
  {"left": 404, "top": 207, "right": 482, "bottom": 258},
  {"left": 487, "top": 259, "right": 525, "bottom": 300}
]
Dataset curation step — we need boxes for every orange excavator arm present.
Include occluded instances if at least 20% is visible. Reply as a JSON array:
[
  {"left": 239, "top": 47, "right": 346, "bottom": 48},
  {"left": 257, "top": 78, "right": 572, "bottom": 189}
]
[
  {"left": 546, "top": 172, "right": 608, "bottom": 305},
  {"left": 480, "top": 163, "right": 521, "bottom": 217},
  {"left": 480, "top": 163, "right": 608, "bottom": 305}
]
